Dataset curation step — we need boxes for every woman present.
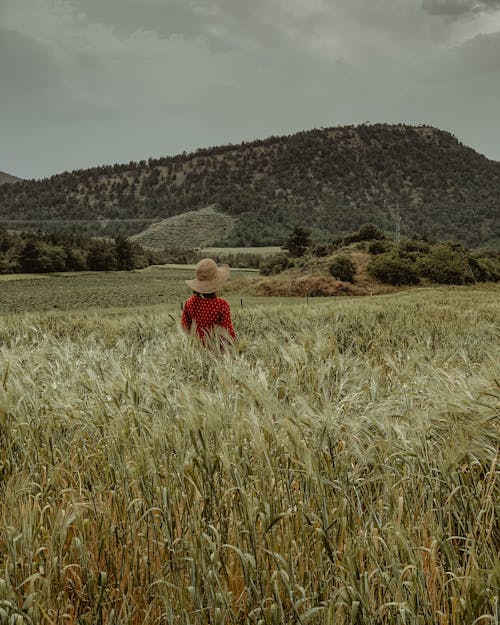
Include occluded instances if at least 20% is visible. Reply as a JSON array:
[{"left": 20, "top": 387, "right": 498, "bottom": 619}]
[{"left": 181, "top": 258, "right": 236, "bottom": 344}]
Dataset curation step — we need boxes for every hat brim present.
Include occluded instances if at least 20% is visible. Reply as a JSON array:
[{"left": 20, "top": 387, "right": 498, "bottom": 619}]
[{"left": 185, "top": 264, "right": 230, "bottom": 293}]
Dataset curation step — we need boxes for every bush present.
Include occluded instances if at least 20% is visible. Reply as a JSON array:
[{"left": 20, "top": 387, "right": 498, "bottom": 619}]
[
  {"left": 368, "top": 253, "right": 419, "bottom": 286},
  {"left": 399, "top": 238, "right": 430, "bottom": 254},
  {"left": 344, "top": 223, "right": 387, "bottom": 244},
  {"left": 368, "top": 240, "right": 391, "bottom": 255},
  {"left": 468, "top": 257, "right": 490, "bottom": 282},
  {"left": 259, "top": 253, "right": 294, "bottom": 276},
  {"left": 417, "top": 243, "right": 474, "bottom": 284},
  {"left": 330, "top": 236, "right": 344, "bottom": 251},
  {"left": 329, "top": 255, "right": 356, "bottom": 282},
  {"left": 357, "top": 223, "right": 386, "bottom": 241},
  {"left": 469, "top": 251, "right": 500, "bottom": 282},
  {"left": 311, "top": 243, "right": 333, "bottom": 257}
]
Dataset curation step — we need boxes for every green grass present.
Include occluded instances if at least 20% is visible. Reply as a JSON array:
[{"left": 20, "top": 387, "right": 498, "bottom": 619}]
[
  {"left": 0, "top": 287, "right": 498, "bottom": 624},
  {"left": 0, "top": 266, "right": 258, "bottom": 315}
]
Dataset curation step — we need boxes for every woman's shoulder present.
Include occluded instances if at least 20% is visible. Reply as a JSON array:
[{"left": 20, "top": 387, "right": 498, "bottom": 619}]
[{"left": 215, "top": 297, "right": 230, "bottom": 309}]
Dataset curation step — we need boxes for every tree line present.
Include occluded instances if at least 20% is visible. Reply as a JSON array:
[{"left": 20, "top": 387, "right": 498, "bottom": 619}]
[
  {"left": 0, "top": 231, "right": 264, "bottom": 275},
  {"left": 0, "top": 231, "right": 158, "bottom": 274}
]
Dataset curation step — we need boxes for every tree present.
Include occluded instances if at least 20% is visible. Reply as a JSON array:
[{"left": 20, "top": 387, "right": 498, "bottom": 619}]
[
  {"left": 284, "top": 226, "right": 312, "bottom": 257},
  {"left": 87, "top": 240, "right": 117, "bottom": 271},
  {"left": 36, "top": 245, "right": 66, "bottom": 272},
  {"left": 329, "top": 256, "right": 356, "bottom": 282},
  {"left": 65, "top": 247, "right": 88, "bottom": 271},
  {"left": 20, "top": 239, "right": 42, "bottom": 273},
  {"left": 19, "top": 239, "right": 67, "bottom": 273},
  {"left": 115, "top": 236, "right": 135, "bottom": 270},
  {"left": 0, "top": 229, "right": 13, "bottom": 253}
]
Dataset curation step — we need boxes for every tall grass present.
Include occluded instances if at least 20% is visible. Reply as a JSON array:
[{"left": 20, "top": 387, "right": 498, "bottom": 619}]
[{"left": 0, "top": 290, "right": 498, "bottom": 624}]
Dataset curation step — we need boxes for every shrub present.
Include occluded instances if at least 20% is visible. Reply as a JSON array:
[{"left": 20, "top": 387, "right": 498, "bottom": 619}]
[
  {"left": 368, "top": 253, "right": 419, "bottom": 285},
  {"left": 311, "top": 243, "right": 333, "bottom": 257},
  {"left": 417, "top": 243, "right": 474, "bottom": 284},
  {"left": 468, "top": 255, "right": 500, "bottom": 282},
  {"left": 330, "top": 236, "right": 345, "bottom": 251},
  {"left": 399, "top": 238, "right": 430, "bottom": 254},
  {"left": 357, "top": 223, "right": 386, "bottom": 241},
  {"left": 368, "top": 240, "right": 391, "bottom": 255},
  {"left": 329, "top": 255, "right": 356, "bottom": 282},
  {"left": 259, "top": 253, "right": 294, "bottom": 276},
  {"left": 344, "top": 223, "right": 387, "bottom": 244},
  {"left": 0, "top": 255, "right": 21, "bottom": 274}
]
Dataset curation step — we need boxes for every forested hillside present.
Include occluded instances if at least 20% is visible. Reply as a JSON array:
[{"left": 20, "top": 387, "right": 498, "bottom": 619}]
[{"left": 1, "top": 124, "right": 499, "bottom": 247}]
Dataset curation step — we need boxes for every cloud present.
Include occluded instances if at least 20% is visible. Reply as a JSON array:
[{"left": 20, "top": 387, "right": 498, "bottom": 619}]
[
  {"left": 423, "top": 0, "right": 500, "bottom": 16},
  {"left": 453, "top": 30, "right": 500, "bottom": 73},
  {"left": 0, "top": 29, "right": 63, "bottom": 111},
  {"left": 1, "top": 0, "right": 500, "bottom": 178}
]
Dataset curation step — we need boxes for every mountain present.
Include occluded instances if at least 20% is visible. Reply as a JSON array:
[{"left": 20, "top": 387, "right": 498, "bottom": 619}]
[
  {"left": 0, "top": 171, "right": 22, "bottom": 185},
  {"left": 0, "top": 124, "right": 498, "bottom": 248}
]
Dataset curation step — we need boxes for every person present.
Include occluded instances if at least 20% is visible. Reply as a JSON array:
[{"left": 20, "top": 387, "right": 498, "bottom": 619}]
[{"left": 181, "top": 258, "right": 236, "bottom": 345}]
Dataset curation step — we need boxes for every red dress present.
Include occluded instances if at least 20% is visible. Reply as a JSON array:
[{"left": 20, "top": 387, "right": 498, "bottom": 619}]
[{"left": 181, "top": 295, "right": 236, "bottom": 343}]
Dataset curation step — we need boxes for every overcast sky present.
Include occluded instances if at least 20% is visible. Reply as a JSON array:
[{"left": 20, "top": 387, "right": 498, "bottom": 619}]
[{"left": 1, "top": 0, "right": 500, "bottom": 179}]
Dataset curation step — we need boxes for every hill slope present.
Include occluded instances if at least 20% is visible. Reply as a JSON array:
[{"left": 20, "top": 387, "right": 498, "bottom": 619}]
[
  {"left": 0, "top": 171, "right": 22, "bottom": 185},
  {"left": 0, "top": 124, "right": 499, "bottom": 247},
  {"left": 130, "top": 205, "right": 235, "bottom": 249}
]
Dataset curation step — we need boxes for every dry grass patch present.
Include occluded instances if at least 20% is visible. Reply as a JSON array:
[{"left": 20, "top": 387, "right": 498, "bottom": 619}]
[{"left": 255, "top": 276, "right": 355, "bottom": 296}]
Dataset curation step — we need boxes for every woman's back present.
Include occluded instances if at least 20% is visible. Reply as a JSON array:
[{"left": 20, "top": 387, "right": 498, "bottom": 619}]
[{"left": 181, "top": 294, "right": 236, "bottom": 341}]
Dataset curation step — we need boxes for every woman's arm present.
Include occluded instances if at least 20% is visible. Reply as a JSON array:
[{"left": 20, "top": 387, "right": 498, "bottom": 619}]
[
  {"left": 219, "top": 302, "right": 236, "bottom": 339},
  {"left": 181, "top": 302, "right": 192, "bottom": 331}
]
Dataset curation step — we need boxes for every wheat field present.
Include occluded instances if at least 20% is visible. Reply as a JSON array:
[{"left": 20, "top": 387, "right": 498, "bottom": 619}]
[{"left": 0, "top": 288, "right": 498, "bottom": 624}]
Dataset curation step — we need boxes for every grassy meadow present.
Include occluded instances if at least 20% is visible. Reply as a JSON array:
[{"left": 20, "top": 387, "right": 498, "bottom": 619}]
[
  {"left": 0, "top": 266, "right": 259, "bottom": 315},
  {"left": 0, "top": 285, "right": 498, "bottom": 624}
]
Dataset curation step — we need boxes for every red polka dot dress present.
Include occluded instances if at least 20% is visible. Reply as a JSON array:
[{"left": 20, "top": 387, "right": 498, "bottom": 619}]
[{"left": 181, "top": 295, "right": 236, "bottom": 343}]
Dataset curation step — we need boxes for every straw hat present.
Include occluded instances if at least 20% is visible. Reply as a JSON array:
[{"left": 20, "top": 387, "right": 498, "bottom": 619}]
[{"left": 185, "top": 258, "right": 230, "bottom": 294}]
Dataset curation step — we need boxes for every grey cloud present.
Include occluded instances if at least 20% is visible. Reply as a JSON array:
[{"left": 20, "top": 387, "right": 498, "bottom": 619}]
[
  {"left": 74, "top": 0, "right": 292, "bottom": 56},
  {"left": 0, "top": 29, "right": 60, "bottom": 93},
  {"left": 2, "top": 0, "right": 500, "bottom": 178},
  {"left": 423, "top": 0, "right": 500, "bottom": 16},
  {"left": 75, "top": 0, "right": 207, "bottom": 39},
  {"left": 0, "top": 29, "right": 64, "bottom": 117},
  {"left": 419, "top": 30, "right": 500, "bottom": 81},
  {"left": 454, "top": 31, "right": 500, "bottom": 73}
]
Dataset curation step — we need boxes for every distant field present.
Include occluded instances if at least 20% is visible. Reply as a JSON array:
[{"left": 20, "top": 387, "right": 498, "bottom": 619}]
[
  {"left": 1, "top": 267, "right": 499, "bottom": 316},
  {"left": 201, "top": 246, "right": 282, "bottom": 256},
  {"left": 0, "top": 266, "right": 258, "bottom": 314}
]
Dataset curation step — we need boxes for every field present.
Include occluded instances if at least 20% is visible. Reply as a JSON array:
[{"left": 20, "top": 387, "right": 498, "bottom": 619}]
[
  {"left": 130, "top": 206, "right": 236, "bottom": 249},
  {"left": 0, "top": 285, "right": 498, "bottom": 624},
  {"left": 0, "top": 266, "right": 259, "bottom": 315},
  {"left": 201, "top": 247, "right": 282, "bottom": 257}
]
